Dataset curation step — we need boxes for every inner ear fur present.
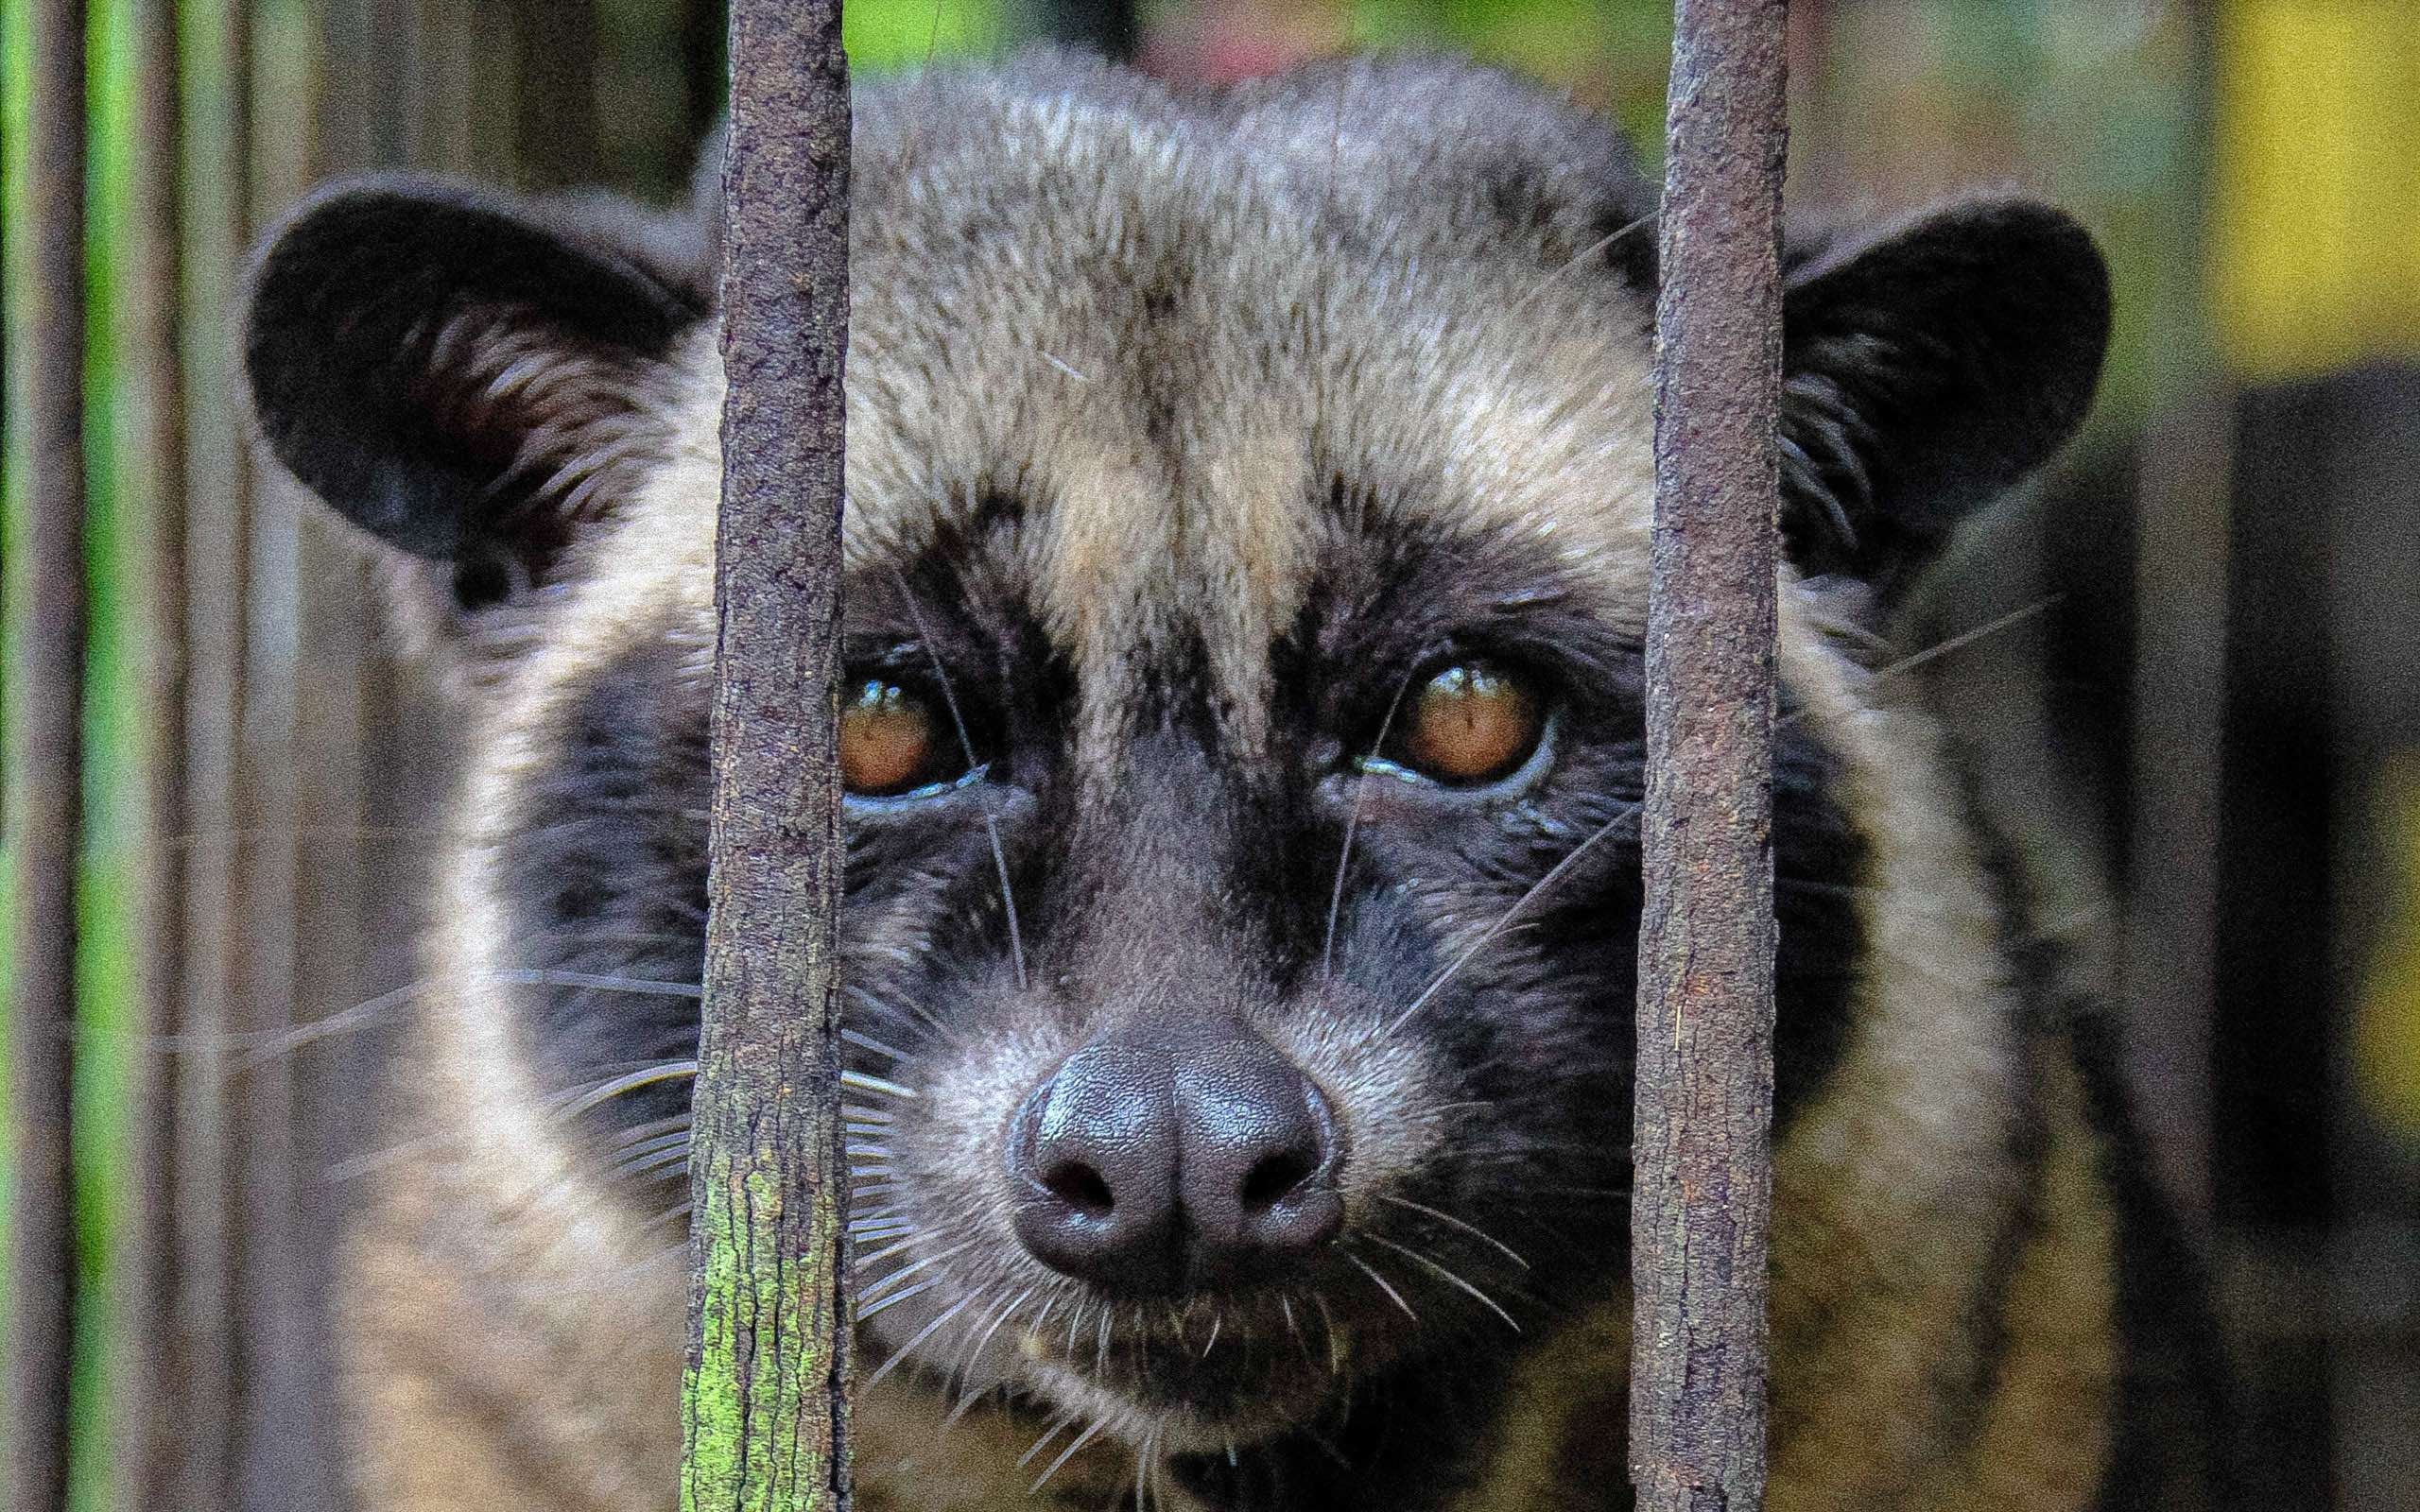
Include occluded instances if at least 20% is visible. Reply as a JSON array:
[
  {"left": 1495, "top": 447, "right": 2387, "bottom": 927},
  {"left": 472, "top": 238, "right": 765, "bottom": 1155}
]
[
  {"left": 1777, "top": 196, "right": 2112, "bottom": 595},
  {"left": 242, "top": 176, "right": 709, "bottom": 615}
]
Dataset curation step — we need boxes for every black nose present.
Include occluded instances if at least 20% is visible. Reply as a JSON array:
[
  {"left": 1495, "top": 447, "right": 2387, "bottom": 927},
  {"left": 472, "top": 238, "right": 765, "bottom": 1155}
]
[{"left": 1007, "top": 1028, "right": 1344, "bottom": 1295}]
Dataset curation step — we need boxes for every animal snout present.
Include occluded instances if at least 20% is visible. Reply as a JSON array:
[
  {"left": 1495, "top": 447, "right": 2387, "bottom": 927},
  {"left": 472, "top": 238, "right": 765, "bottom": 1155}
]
[{"left": 1006, "top": 1025, "right": 1345, "bottom": 1296}]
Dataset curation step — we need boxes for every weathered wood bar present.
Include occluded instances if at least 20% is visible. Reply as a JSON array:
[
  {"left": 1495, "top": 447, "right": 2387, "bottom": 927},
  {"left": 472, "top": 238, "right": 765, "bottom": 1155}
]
[
  {"left": 1630, "top": 1, "right": 1790, "bottom": 1508},
  {"left": 681, "top": 3, "right": 856, "bottom": 1508},
  {"left": 6, "top": 5, "right": 91, "bottom": 1511}
]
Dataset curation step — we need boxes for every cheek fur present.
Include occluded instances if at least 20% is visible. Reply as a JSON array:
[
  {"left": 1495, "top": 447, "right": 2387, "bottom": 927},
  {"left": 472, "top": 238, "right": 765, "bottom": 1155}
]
[{"left": 1261, "top": 986, "right": 1452, "bottom": 1226}]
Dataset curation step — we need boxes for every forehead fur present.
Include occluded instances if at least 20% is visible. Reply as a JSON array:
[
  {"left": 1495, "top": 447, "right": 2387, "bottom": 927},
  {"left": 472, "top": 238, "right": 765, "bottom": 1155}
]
[{"left": 563, "top": 54, "right": 1685, "bottom": 744}]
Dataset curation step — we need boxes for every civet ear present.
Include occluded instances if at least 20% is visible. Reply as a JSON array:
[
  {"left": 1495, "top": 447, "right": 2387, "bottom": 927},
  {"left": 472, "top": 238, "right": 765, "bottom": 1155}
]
[
  {"left": 243, "top": 176, "right": 708, "bottom": 613},
  {"left": 1778, "top": 197, "right": 2112, "bottom": 593}
]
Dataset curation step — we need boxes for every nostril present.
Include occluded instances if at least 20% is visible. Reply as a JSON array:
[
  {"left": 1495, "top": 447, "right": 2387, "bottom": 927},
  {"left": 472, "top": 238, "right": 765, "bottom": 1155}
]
[
  {"left": 1239, "top": 1149, "right": 1317, "bottom": 1212},
  {"left": 1043, "top": 1160, "right": 1115, "bottom": 1217},
  {"left": 1172, "top": 1046, "right": 1347, "bottom": 1283},
  {"left": 1010, "top": 1032, "right": 1349, "bottom": 1293},
  {"left": 1006, "top": 1044, "right": 1186, "bottom": 1293}
]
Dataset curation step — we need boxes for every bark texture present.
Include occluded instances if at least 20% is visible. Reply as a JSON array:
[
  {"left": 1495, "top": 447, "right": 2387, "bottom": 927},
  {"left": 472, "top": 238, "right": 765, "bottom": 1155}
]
[
  {"left": 1630, "top": 3, "right": 1790, "bottom": 1509},
  {"left": 682, "top": 5, "right": 855, "bottom": 1509}
]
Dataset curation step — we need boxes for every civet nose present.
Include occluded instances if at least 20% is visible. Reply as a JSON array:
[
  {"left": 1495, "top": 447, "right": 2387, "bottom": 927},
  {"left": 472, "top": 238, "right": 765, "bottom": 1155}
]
[{"left": 1007, "top": 1028, "right": 1345, "bottom": 1295}]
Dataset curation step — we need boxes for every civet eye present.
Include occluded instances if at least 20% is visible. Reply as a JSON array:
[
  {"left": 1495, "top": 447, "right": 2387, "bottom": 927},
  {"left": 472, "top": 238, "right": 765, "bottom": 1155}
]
[
  {"left": 1391, "top": 662, "right": 1547, "bottom": 786},
  {"left": 838, "top": 677, "right": 957, "bottom": 798}
]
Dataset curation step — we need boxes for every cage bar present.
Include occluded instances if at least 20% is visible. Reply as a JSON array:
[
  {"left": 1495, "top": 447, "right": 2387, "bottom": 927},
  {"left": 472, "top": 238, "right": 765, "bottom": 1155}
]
[
  {"left": 125, "top": 0, "right": 194, "bottom": 1500},
  {"left": 4, "top": 4, "right": 92, "bottom": 1509},
  {"left": 681, "top": 3, "right": 856, "bottom": 1508},
  {"left": 1630, "top": 1, "right": 1789, "bottom": 1508}
]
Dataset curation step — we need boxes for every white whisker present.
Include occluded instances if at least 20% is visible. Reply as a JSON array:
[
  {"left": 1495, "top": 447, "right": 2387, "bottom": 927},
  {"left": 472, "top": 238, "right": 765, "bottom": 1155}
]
[
  {"left": 1510, "top": 209, "right": 1657, "bottom": 314},
  {"left": 550, "top": 1059, "right": 698, "bottom": 1118},
  {"left": 1347, "top": 1250, "right": 1419, "bottom": 1322},
  {"left": 848, "top": 983, "right": 948, "bottom": 1039},
  {"left": 856, "top": 1274, "right": 948, "bottom": 1322},
  {"left": 1314, "top": 1293, "right": 1346, "bottom": 1375},
  {"left": 947, "top": 1283, "right": 1037, "bottom": 1415},
  {"left": 861, "top": 1288, "right": 980, "bottom": 1393},
  {"left": 1279, "top": 1296, "right": 1308, "bottom": 1361},
  {"left": 1031, "top": 1415, "right": 1109, "bottom": 1494},
  {"left": 1323, "top": 677, "right": 1411, "bottom": 983},
  {"left": 1860, "top": 596, "right": 2056, "bottom": 696},
  {"left": 490, "top": 968, "right": 701, "bottom": 999},
  {"left": 222, "top": 976, "right": 438, "bottom": 1071},
  {"left": 842, "top": 1070, "right": 921, "bottom": 1100},
  {"left": 609, "top": 1147, "right": 693, "bottom": 1184},
  {"left": 602, "top": 1113, "right": 693, "bottom": 1155},
  {"left": 1018, "top": 1412, "right": 1079, "bottom": 1469},
  {"left": 853, "top": 1236, "right": 919, "bottom": 1271},
  {"left": 896, "top": 575, "right": 1028, "bottom": 992},
  {"left": 858, "top": 1241, "right": 970, "bottom": 1304},
  {"left": 322, "top": 1127, "right": 459, "bottom": 1184},
  {"left": 1383, "top": 801, "right": 1641, "bottom": 1036},
  {"left": 1374, "top": 1194, "right": 1530, "bottom": 1269},
  {"left": 1039, "top": 350, "right": 1093, "bottom": 384},
  {"left": 841, "top": 1027, "right": 912, "bottom": 1061},
  {"left": 1363, "top": 1232, "right": 1519, "bottom": 1332}
]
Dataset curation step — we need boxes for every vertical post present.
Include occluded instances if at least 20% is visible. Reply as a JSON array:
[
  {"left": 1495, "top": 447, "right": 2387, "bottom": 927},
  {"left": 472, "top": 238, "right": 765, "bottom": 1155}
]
[
  {"left": 173, "top": 0, "right": 250, "bottom": 1500},
  {"left": 2120, "top": 0, "right": 2226, "bottom": 1237},
  {"left": 176, "top": 2, "right": 253, "bottom": 1501},
  {"left": 1630, "top": 3, "right": 1789, "bottom": 1510},
  {"left": 127, "top": 0, "right": 192, "bottom": 1501},
  {"left": 683, "top": 4, "right": 854, "bottom": 1510},
  {"left": 4, "top": 5, "right": 90, "bottom": 1512},
  {"left": 230, "top": 0, "right": 319, "bottom": 1486}
]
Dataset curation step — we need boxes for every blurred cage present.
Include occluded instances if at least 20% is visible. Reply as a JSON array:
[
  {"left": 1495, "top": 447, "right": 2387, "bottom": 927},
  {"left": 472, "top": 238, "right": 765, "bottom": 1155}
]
[{"left": 1, "top": 1, "right": 2416, "bottom": 1507}]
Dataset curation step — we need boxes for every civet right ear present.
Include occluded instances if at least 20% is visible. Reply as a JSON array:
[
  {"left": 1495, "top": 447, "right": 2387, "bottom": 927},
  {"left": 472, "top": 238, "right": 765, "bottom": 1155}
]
[{"left": 1776, "top": 196, "right": 2112, "bottom": 596}]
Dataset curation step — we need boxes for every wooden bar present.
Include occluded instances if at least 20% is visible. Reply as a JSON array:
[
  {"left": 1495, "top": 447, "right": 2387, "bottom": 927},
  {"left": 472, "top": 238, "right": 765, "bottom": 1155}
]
[
  {"left": 125, "top": 0, "right": 194, "bottom": 1501},
  {"left": 4, "top": 5, "right": 91, "bottom": 1510},
  {"left": 174, "top": 0, "right": 255, "bottom": 1500},
  {"left": 1630, "top": 2, "right": 1789, "bottom": 1509},
  {"left": 2119, "top": 0, "right": 2226, "bottom": 1237},
  {"left": 2123, "top": 389, "right": 2230, "bottom": 1232},
  {"left": 227, "top": 4, "right": 320, "bottom": 1490},
  {"left": 682, "top": 3, "right": 855, "bottom": 1509}
]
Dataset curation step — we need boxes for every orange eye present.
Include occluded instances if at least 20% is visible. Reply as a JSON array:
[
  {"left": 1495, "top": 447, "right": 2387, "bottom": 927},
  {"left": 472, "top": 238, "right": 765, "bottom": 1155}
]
[
  {"left": 1396, "top": 662, "right": 1544, "bottom": 785},
  {"left": 838, "top": 679, "right": 940, "bottom": 797}
]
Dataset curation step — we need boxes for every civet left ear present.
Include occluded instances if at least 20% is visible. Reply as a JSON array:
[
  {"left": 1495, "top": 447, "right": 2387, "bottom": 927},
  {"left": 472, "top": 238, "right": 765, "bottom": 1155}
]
[
  {"left": 242, "top": 176, "right": 709, "bottom": 617},
  {"left": 1777, "top": 197, "right": 2112, "bottom": 594}
]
